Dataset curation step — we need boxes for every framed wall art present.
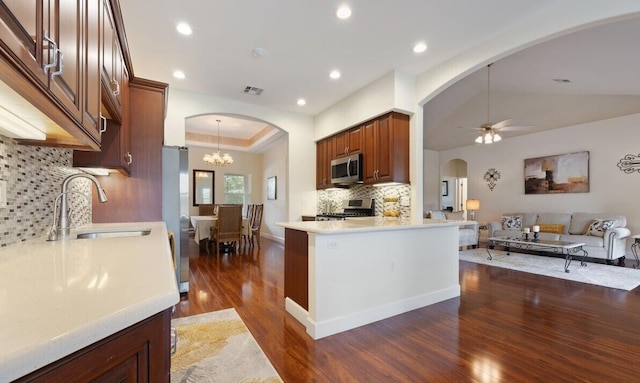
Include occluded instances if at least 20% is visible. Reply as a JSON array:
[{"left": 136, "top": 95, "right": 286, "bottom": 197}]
[
  {"left": 441, "top": 181, "right": 448, "bottom": 196},
  {"left": 267, "top": 176, "right": 277, "bottom": 200},
  {"left": 524, "top": 151, "right": 589, "bottom": 194}
]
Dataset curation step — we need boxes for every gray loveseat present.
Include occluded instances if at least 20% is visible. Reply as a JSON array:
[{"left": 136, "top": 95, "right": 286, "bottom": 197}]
[{"left": 487, "top": 212, "right": 630, "bottom": 262}]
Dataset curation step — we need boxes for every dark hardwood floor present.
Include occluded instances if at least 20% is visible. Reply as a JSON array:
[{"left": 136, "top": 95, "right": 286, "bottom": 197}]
[{"left": 174, "top": 238, "right": 640, "bottom": 382}]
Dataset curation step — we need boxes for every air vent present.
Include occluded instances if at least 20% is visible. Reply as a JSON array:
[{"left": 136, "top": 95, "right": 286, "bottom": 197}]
[{"left": 243, "top": 86, "right": 264, "bottom": 96}]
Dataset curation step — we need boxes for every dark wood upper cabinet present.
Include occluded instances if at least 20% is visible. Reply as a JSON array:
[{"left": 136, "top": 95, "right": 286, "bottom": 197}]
[
  {"left": 100, "top": 0, "right": 125, "bottom": 122},
  {"left": 333, "top": 126, "right": 362, "bottom": 158},
  {"left": 0, "top": 0, "right": 103, "bottom": 149},
  {"left": 316, "top": 138, "right": 330, "bottom": 189},
  {"left": 362, "top": 112, "right": 410, "bottom": 185}
]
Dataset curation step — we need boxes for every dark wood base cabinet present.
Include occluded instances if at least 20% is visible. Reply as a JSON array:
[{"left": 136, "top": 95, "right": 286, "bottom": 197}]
[
  {"left": 14, "top": 309, "right": 172, "bottom": 383},
  {"left": 284, "top": 228, "right": 309, "bottom": 310}
]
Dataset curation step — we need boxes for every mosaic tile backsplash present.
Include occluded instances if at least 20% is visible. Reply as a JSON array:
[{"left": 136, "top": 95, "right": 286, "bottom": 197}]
[
  {"left": 317, "top": 184, "right": 412, "bottom": 218},
  {"left": 0, "top": 135, "right": 91, "bottom": 247}
]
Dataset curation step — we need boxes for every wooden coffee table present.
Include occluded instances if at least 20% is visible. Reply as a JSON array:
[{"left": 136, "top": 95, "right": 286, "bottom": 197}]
[{"left": 488, "top": 236, "right": 588, "bottom": 273}]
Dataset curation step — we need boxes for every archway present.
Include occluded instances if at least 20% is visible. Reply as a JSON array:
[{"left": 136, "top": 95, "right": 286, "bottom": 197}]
[
  {"left": 184, "top": 112, "right": 289, "bottom": 243},
  {"left": 440, "top": 159, "right": 468, "bottom": 215}
]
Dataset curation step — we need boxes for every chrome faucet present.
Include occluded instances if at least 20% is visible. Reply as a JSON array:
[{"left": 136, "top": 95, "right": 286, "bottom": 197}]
[{"left": 49, "top": 173, "right": 108, "bottom": 240}]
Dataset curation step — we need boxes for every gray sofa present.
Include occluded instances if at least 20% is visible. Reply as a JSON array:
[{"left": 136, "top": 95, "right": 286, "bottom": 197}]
[
  {"left": 487, "top": 212, "right": 630, "bottom": 262},
  {"left": 426, "top": 210, "right": 478, "bottom": 249}
]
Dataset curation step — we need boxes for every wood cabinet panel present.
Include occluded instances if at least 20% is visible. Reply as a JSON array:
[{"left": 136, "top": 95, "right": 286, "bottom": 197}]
[
  {"left": 46, "top": 0, "right": 83, "bottom": 125},
  {"left": 82, "top": 0, "right": 102, "bottom": 137},
  {"left": 100, "top": 0, "right": 123, "bottom": 122},
  {"left": 348, "top": 126, "right": 362, "bottom": 153},
  {"left": 315, "top": 138, "right": 331, "bottom": 189},
  {"left": 362, "top": 112, "right": 410, "bottom": 185},
  {"left": 333, "top": 126, "right": 362, "bottom": 158},
  {"left": 0, "top": 0, "right": 102, "bottom": 149},
  {"left": 91, "top": 78, "right": 166, "bottom": 223},
  {"left": 284, "top": 228, "right": 309, "bottom": 310},
  {"left": 15, "top": 309, "right": 171, "bottom": 383},
  {"left": 362, "top": 119, "right": 377, "bottom": 183}
]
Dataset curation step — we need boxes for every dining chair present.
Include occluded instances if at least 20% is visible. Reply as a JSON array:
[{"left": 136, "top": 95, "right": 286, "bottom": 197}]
[
  {"left": 209, "top": 205, "right": 243, "bottom": 255},
  {"left": 250, "top": 204, "right": 264, "bottom": 248},
  {"left": 198, "top": 204, "right": 216, "bottom": 216},
  {"left": 243, "top": 204, "right": 255, "bottom": 245}
]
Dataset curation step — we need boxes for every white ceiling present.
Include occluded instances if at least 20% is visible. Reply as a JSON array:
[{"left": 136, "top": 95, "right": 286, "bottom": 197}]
[
  {"left": 119, "top": 1, "right": 640, "bottom": 151},
  {"left": 424, "top": 17, "right": 640, "bottom": 150}
]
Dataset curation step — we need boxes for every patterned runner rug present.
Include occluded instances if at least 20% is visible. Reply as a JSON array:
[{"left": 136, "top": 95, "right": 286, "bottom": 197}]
[
  {"left": 460, "top": 248, "right": 640, "bottom": 291},
  {"left": 171, "top": 308, "right": 283, "bottom": 383}
]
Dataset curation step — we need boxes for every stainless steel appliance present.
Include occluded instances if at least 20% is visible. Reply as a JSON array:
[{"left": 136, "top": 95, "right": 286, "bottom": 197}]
[
  {"left": 316, "top": 198, "right": 375, "bottom": 220},
  {"left": 331, "top": 153, "right": 362, "bottom": 185},
  {"left": 162, "top": 146, "right": 189, "bottom": 294}
]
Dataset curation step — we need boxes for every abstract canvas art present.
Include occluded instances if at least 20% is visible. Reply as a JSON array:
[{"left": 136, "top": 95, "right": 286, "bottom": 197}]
[{"left": 524, "top": 151, "right": 589, "bottom": 194}]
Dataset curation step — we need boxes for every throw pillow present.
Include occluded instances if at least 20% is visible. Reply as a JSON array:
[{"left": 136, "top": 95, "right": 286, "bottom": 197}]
[
  {"left": 427, "top": 211, "right": 446, "bottom": 220},
  {"left": 502, "top": 215, "right": 523, "bottom": 230},
  {"left": 539, "top": 224, "right": 564, "bottom": 234},
  {"left": 445, "top": 211, "right": 465, "bottom": 220},
  {"left": 585, "top": 219, "right": 615, "bottom": 237}
]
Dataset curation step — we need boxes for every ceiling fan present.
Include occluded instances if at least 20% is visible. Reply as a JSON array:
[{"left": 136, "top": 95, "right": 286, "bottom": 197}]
[{"left": 462, "top": 63, "right": 533, "bottom": 144}]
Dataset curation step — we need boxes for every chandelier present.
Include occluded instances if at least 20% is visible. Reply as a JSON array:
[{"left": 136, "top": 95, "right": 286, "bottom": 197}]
[{"left": 203, "top": 119, "right": 233, "bottom": 166}]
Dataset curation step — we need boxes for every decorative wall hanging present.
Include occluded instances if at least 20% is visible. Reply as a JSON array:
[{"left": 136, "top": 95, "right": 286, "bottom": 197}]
[
  {"left": 524, "top": 151, "right": 589, "bottom": 194},
  {"left": 617, "top": 153, "right": 640, "bottom": 174},
  {"left": 484, "top": 168, "right": 500, "bottom": 191},
  {"left": 441, "top": 180, "right": 448, "bottom": 196},
  {"left": 267, "top": 176, "right": 277, "bottom": 200}
]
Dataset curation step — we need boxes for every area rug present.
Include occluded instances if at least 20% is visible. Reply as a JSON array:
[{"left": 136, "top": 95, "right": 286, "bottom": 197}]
[
  {"left": 459, "top": 248, "right": 640, "bottom": 291},
  {"left": 171, "top": 308, "right": 283, "bottom": 383}
]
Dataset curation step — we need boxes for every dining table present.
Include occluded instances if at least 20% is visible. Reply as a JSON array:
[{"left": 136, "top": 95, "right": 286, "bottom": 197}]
[{"left": 190, "top": 215, "right": 251, "bottom": 252}]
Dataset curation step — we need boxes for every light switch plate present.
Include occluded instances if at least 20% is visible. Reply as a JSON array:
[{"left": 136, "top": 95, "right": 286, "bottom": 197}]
[{"left": 0, "top": 180, "right": 6, "bottom": 207}]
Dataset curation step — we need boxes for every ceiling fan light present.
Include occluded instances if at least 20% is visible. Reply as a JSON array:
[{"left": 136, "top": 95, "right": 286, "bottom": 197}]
[
  {"left": 493, "top": 132, "right": 502, "bottom": 142},
  {"left": 475, "top": 135, "right": 483, "bottom": 144},
  {"left": 484, "top": 132, "right": 493, "bottom": 143}
]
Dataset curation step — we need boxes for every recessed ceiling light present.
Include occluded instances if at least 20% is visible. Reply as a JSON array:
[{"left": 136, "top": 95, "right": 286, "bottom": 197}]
[
  {"left": 413, "top": 42, "right": 427, "bottom": 54},
  {"left": 336, "top": 6, "right": 352, "bottom": 19},
  {"left": 297, "top": 98, "right": 306, "bottom": 106},
  {"left": 329, "top": 70, "right": 341, "bottom": 80},
  {"left": 176, "top": 22, "right": 192, "bottom": 36},
  {"left": 173, "top": 70, "right": 186, "bottom": 79}
]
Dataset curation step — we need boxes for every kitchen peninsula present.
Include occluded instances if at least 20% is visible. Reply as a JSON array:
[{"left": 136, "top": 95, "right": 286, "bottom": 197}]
[
  {"left": 277, "top": 217, "right": 461, "bottom": 339},
  {"left": 0, "top": 222, "right": 179, "bottom": 382}
]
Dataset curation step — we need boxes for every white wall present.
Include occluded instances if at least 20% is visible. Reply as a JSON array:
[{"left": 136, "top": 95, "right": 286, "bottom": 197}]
[
  {"left": 262, "top": 135, "right": 288, "bottom": 242},
  {"left": 164, "top": 88, "right": 316, "bottom": 225},
  {"left": 439, "top": 112, "right": 640, "bottom": 242},
  {"left": 423, "top": 149, "right": 440, "bottom": 213}
]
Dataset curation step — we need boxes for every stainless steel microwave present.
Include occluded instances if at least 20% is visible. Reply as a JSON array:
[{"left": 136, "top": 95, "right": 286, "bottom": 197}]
[{"left": 331, "top": 153, "right": 362, "bottom": 185}]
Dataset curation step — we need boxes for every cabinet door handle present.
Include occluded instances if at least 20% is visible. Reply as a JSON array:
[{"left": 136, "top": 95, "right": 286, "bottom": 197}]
[
  {"left": 99, "top": 116, "right": 107, "bottom": 134},
  {"left": 125, "top": 152, "right": 132, "bottom": 165},
  {"left": 112, "top": 79, "right": 120, "bottom": 96},
  {"left": 42, "top": 33, "right": 58, "bottom": 74},
  {"left": 50, "top": 50, "right": 63, "bottom": 78}
]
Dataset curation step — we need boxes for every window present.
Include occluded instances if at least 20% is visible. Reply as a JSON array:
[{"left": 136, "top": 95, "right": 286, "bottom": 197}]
[{"left": 224, "top": 174, "right": 251, "bottom": 213}]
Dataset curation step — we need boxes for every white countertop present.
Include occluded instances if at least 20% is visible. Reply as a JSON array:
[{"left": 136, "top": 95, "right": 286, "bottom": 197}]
[
  {"left": 277, "top": 217, "right": 471, "bottom": 234},
  {"left": 0, "top": 221, "right": 180, "bottom": 382}
]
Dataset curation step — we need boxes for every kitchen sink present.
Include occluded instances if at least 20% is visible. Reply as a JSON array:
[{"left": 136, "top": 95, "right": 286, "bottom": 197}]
[{"left": 75, "top": 228, "right": 151, "bottom": 239}]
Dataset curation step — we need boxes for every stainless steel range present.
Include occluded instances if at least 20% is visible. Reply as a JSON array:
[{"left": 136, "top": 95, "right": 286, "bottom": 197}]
[{"left": 316, "top": 198, "right": 375, "bottom": 221}]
